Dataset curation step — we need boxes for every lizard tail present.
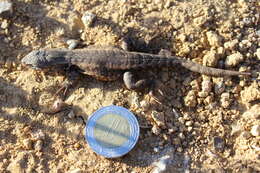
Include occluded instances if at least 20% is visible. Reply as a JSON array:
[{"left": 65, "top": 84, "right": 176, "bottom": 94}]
[{"left": 178, "top": 59, "right": 251, "bottom": 77}]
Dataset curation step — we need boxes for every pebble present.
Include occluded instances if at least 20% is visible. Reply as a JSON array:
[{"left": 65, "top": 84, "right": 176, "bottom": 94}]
[
  {"left": 0, "top": 0, "right": 12, "bottom": 14},
  {"left": 184, "top": 90, "right": 197, "bottom": 107},
  {"left": 81, "top": 12, "right": 96, "bottom": 27},
  {"left": 202, "top": 80, "right": 212, "bottom": 93},
  {"left": 241, "top": 83, "right": 260, "bottom": 104},
  {"left": 177, "top": 147, "right": 183, "bottom": 152},
  {"left": 66, "top": 39, "right": 80, "bottom": 50},
  {"left": 220, "top": 92, "right": 231, "bottom": 108},
  {"left": 185, "top": 121, "right": 193, "bottom": 127},
  {"left": 172, "top": 138, "right": 181, "bottom": 145},
  {"left": 204, "top": 95, "right": 214, "bottom": 105},
  {"left": 255, "top": 48, "right": 260, "bottom": 60},
  {"left": 178, "top": 132, "right": 185, "bottom": 140},
  {"left": 206, "top": 31, "right": 222, "bottom": 47},
  {"left": 231, "top": 123, "right": 242, "bottom": 136},
  {"left": 190, "top": 79, "right": 200, "bottom": 90},
  {"left": 69, "top": 168, "right": 83, "bottom": 173},
  {"left": 250, "top": 125, "right": 260, "bottom": 137},
  {"left": 224, "top": 39, "right": 238, "bottom": 50},
  {"left": 241, "top": 131, "right": 251, "bottom": 139},
  {"left": 23, "top": 139, "right": 33, "bottom": 150},
  {"left": 242, "top": 105, "right": 260, "bottom": 119},
  {"left": 239, "top": 39, "right": 252, "bottom": 50},
  {"left": 213, "top": 136, "right": 225, "bottom": 152},
  {"left": 187, "top": 126, "right": 193, "bottom": 132},
  {"left": 153, "top": 147, "right": 159, "bottom": 153},
  {"left": 202, "top": 49, "right": 220, "bottom": 67},
  {"left": 152, "top": 125, "right": 161, "bottom": 135},
  {"left": 7, "top": 153, "right": 27, "bottom": 172},
  {"left": 151, "top": 111, "right": 165, "bottom": 127},
  {"left": 34, "top": 140, "right": 43, "bottom": 151},
  {"left": 152, "top": 155, "right": 170, "bottom": 173},
  {"left": 31, "top": 130, "right": 45, "bottom": 140},
  {"left": 52, "top": 98, "right": 68, "bottom": 113},
  {"left": 1, "top": 20, "right": 9, "bottom": 29},
  {"left": 67, "top": 110, "right": 75, "bottom": 119},
  {"left": 140, "top": 100, "right": 150, "bottom": 111},
  {"left": 225, "top": 52, "right": 244, "bottom": 67},
  {"left": 198, "top": 91, "right": 208, "bottom": 98}
]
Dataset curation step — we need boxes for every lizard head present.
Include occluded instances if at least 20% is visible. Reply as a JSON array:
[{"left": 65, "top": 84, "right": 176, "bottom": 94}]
[{"left": 21, "top": 50, "right": 49, "bottom": 69}]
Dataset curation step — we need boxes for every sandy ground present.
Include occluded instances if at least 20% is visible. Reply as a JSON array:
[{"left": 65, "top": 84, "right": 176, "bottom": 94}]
[{"left": 0, "top": 0, "right": 259, "bottom": 172}]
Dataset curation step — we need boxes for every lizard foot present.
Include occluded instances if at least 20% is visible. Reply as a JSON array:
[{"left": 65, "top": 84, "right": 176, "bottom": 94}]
[{"left": 123, "top": 71, "right": 154, "bottom": 90}]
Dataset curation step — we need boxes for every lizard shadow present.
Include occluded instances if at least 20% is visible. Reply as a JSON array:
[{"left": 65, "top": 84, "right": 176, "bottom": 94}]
[{"left": 0, "top": 76, "right": 87, "bottom": 171}]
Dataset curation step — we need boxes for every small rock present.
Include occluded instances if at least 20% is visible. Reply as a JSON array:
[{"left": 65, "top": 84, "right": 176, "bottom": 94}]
[
  {"left": 239, "top": 39, "right": 252, "bottom": 50},
  {"left": 213, "top": 136, "right": 225, "bottom": 152},
  {"left": 1, "top": 19, "right": 9, "bottom": 29},
  {"left": 231, "top": 123, "right": 242, "bottom": 136},
  {"left": 224, "top": 39, "right": 238, "bottom": 50},
  {"left": 168, "top": 128, "right": 177, "bottom": 134},
  {"left": 225, "top": 52, "right": 244, "bottom": 67},
  {"left": 220, "top": 92, "right": 231, "bottom": 108},
  {"left": 198, "top": 91, "right": 208, "bottom": 98},
  {"left": 140, "top": 100, "right": 150, "bottom": 111},
  {"left": 206, "top": 31, "right": 222, "bottom": 47},
  {"left": 81, "top": 12, "right": 96, "bottom": 27},
  {"left": 31, "top": 130, "right": 45, "bottom": 140},
  {"left": 130, "top": 93, "right": 140, "bottom": 108},
  {"left": 52, "top": 98, "right": 68, "bottom": 113},
  {"left": 203, "top": 49, "right": 220, "bottom": 67},
  {"left": 151, "top": 111, "right": 165, "bottom": 127},
  {"left": 187, "top": 126, "right": 193, "bottom": 132},
  {"left": 164, "top": 0, "right": 172, "bottom": 8},
  {"left": 153, "top": 147, "right": 159, "bottom": 153},
  {"left": 241, "top": 131, "right": 251, "bottom": 139},
  {"left": 67, "top": 110, "right": 75, "bottom": 119},
  {"left": 152, "top": 155, "right": 170, "bottom": 173},
  {"left": 178, "top": 33, "right": 187, "bottom": 42},
  {"left": 23, "top": 139, "right": 33, "bottom": 150},
  {"left": 69, "top": 168, "right": 83, "bottom": 173},
  {"left": 242, "top": 105, "right": 260, "bottom": 119},
  {"left": 66, "top": 39, "right": 80, "bottom": 50},
  {"left": 185, "top": 121, "right": 193, "bottom": 126},
  {"left": 190, "top": 79, "right": 200, "bottom": 90},
  {"left": 202, "top": 80, "right": 212, "bottom": 93},
  {"left": 177, "top": 147, "right": 183, "bottom": 152},
  {"left": 241, "top": 83, "right": 260, "bottom": 104},
  {"left": 184, "top": 90, "right": 197, "bottom": 107},
  {"left": 255, "top": 48, "right": 260, "bottom": 60},
  {"left": 0, "top": 0, "right": 12, "bottom": 14},
  {"left": 178, "top": 132, "right": 185, "bottom": 140},
  {"left": 34, "top": 140, "right": 43, "bottom": 151},
  {"left": 217, "top": 47, "right": 225, "bottom": 55},
  {"left": 204, "top": 95, "right": 214, "bottom": 105},
  {"left": 172, "top": 138, "right": 181, "bottom": 145},
  {"left": 7, "top": 153, "right": 27, "bottom": 173},
  {"left": 250, "top": 125, "right": 260, "bottom": 137},
  {"left": 152, "top": 125, "right": 161, "bottom": 135}
]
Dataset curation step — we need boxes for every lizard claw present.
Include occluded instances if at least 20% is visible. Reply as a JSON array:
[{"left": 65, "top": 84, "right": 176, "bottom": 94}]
[{"left": 54, "top": 80, "right": 73, "bottom": 100}]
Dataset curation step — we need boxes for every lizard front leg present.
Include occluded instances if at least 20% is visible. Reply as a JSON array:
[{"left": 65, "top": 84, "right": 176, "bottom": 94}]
[{"left": 54, "top": 66, "right": 81, "bottom": 100}]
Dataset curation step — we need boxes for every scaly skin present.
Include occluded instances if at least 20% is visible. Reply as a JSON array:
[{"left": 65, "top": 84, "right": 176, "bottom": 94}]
[{"left": 21, "top": 48, "right": 250, "bottom": 81}]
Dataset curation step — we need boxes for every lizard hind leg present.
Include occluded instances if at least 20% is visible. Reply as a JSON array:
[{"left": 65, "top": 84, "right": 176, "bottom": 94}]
[{"left": 123, "top": 71, "right": 154, "bottom": 90}]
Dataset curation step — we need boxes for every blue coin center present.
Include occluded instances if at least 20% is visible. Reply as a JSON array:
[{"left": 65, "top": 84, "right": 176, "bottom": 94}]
[{"left": 93, "top": 113, "right": 131, "bottom": 148}]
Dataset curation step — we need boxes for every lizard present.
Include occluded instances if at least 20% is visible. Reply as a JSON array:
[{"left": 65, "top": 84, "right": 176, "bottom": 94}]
[{"left": 21, "top": 47, "right": 251, "bottom": 93}]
